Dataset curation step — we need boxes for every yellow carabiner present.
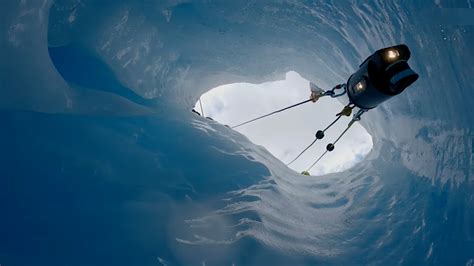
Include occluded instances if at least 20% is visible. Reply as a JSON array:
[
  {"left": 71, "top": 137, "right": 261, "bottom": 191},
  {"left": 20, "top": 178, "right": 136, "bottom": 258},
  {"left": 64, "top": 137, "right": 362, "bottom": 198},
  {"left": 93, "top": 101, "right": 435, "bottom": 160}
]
[{"left": 337, "top": 105, "right": 353, "bottom": 116}]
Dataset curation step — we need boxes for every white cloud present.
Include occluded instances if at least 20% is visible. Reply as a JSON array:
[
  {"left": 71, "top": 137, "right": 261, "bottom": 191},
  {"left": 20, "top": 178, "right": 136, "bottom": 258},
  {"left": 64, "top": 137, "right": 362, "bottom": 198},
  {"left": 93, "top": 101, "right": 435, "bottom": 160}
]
[{"left": 197, "top": 71, "right": 373, "bottom": 176}]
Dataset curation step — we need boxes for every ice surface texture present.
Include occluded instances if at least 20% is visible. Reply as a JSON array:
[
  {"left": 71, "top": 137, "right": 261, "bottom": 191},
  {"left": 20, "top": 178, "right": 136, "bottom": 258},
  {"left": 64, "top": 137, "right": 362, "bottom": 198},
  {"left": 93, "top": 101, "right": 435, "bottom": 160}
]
[{"left": 1, "top": 0, "right": 473, "bottom": 265}]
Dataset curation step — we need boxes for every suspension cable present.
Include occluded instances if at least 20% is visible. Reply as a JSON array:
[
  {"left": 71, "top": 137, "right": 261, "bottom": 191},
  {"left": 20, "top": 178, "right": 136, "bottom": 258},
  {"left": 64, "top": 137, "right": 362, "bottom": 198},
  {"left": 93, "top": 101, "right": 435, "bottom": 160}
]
[
  {"left": 323, "top": 114, "right": 343, "bottom": 131},
  {"left": 287, "top": 138, "right": 318, "bottom": 166},
  {"left": 305, "top": 109, "right": 366, "bottom": 173},
  {"left": 231, "top": 99, "right": 312, "bottom": 129},
  {"left": 306, "top": 150, "right": 328, "bottom": 172},
  {"left": 286, "top": 114, "right": 343, "bottom": 166},
  {"left": 286, "top": 102, "right": 355, "bottom": 167},
  {"left": 332, "top": 123, "right": 353, "bottom": 146},
  {"left": 230, "top": 84, "right": 346, "bottom": 129},
  {"left": 306, "top": 123, "right": 353, "bottom": 172}
]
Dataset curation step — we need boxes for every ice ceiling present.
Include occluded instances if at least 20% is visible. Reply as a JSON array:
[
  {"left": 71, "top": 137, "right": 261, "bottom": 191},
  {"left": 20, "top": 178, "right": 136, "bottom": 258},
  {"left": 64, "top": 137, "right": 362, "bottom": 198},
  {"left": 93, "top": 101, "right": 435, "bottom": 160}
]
[{"left": 4, "top": 0, "right": 472, "bottom": 183}]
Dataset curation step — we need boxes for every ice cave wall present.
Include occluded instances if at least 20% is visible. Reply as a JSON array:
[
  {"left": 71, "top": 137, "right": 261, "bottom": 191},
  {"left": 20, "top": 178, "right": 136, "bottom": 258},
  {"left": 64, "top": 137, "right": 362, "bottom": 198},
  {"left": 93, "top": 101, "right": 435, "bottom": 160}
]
[
  {"left": 1, "top": 1, "right": 473, "bottom": 264},
  {"left": 3, "top": 0, "right": 473, "bottom": 185}
]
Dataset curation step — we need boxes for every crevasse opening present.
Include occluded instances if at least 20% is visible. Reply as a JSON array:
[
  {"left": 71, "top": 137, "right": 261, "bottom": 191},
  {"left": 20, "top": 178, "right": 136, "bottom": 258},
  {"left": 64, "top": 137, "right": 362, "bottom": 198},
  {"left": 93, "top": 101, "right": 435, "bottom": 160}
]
[{"left": 195, "top": 71, "right": 373, "bottom": 175}]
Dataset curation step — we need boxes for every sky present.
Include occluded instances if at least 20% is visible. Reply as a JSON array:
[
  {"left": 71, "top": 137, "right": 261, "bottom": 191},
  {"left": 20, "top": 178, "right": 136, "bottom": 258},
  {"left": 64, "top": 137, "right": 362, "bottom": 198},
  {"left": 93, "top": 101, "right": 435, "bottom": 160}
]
[{"left": 196, "top": 71, "right": 373, "bottom": 176}]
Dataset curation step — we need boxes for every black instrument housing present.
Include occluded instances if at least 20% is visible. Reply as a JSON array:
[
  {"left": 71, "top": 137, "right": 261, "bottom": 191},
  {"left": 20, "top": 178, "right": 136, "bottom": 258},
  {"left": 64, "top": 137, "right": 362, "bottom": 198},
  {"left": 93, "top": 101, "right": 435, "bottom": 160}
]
[{"left": 346, "top": 44, "right": 419, "bottom": 109}]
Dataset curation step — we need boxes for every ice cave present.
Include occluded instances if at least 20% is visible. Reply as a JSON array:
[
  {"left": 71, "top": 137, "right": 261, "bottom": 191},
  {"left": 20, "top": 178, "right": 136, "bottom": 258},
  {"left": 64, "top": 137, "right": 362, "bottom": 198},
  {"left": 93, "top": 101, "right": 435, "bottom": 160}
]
[{"left": 1, "top": 1, "right": 473, "bottom": 265}]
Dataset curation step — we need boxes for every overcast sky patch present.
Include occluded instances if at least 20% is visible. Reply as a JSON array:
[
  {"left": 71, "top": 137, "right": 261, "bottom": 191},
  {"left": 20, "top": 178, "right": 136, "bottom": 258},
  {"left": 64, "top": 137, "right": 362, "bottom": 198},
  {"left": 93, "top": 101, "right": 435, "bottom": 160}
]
[{"left": 196, "top": 71, "right": 373, "bottom": 176}]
